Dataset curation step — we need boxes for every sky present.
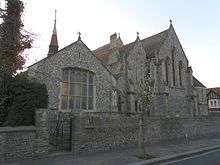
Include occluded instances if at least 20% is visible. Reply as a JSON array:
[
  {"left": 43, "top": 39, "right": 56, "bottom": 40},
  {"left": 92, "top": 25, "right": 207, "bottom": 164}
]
[{"left": 1, "top": 0, "right": 219, "bottom": 87}]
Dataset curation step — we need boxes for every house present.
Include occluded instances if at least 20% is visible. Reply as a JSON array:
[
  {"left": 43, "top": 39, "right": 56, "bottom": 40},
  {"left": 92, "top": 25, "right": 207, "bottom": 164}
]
[{"left": 207, "top": 87, "right": 220, "bottom": 112}]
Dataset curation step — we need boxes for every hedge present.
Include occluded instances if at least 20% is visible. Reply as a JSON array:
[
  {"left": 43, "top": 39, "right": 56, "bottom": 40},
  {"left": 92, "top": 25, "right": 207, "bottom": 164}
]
[{"left": 0, "top": 75, "right": 48, "bottom": 126}]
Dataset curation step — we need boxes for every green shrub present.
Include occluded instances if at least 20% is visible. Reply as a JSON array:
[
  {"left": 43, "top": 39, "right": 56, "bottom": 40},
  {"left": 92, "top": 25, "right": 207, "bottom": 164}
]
[
  {"left": 0, "top": 75, "right": 48, "bottom": 126},
  {"left": 137, "top": 153, "right": 156, "bottom": 160}
]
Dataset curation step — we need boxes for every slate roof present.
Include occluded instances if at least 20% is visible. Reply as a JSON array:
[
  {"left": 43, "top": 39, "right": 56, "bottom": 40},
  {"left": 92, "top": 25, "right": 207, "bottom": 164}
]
[
  {"left": 193, "top": 76, "right": 206, "bottom": 88},
  {"left": 93, "top": 29, "right": 169, "bottom": 59}
]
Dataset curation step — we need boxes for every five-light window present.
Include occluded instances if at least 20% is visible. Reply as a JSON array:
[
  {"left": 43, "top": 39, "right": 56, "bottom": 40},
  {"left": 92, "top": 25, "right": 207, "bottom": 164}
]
[{"left": 60, "top": 68, "right": 94, "bottom": 110}]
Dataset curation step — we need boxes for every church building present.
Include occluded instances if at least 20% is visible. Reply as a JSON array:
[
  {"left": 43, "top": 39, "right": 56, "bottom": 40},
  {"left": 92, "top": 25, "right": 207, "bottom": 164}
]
[{"left": 28, "top": 16, "right": 208, "bottom": 117}]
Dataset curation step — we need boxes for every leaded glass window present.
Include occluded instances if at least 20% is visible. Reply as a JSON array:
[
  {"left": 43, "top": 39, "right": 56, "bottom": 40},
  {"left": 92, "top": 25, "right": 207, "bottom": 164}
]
[{"left": 60, "top": 68, "right": 94, "bottom": 110}]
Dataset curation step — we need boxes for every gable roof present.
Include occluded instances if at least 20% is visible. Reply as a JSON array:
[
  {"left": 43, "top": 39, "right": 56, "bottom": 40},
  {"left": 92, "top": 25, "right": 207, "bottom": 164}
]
[
  {"left": 208, "top": 87, "right": 220, "bottom": 96},
  {"left": 28, "top": 40, "right": 78, "bottom": 68},
  {"left": 28, "top": 39, "right": 115, "bottom": 78},
  {"left": 94, "top": 29, "right": 169, "bottom": 60},
  {"left": 93, "top": 43, "right": 110, "bottom": 55},
  {"left": 193, "top": 76, "right": 206, "bottom": 88},
  {"left": 141, "top": 29, "right": 169, "bottom": 53}
]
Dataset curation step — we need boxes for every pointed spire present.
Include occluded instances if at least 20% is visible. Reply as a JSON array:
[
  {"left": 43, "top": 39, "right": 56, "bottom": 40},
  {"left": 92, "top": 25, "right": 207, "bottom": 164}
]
[
  {"left": 48, "top": 10, "right": 59, "bottom": 56},
  {"left": 53, "top": 10, "right": 57, "bottom": 34}
]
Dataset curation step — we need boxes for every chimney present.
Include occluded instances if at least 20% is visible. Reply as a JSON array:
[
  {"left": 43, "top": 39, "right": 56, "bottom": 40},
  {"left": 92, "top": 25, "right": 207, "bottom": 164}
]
[{"left": 110, "top": 33, "right": 123, "bottom": 49}]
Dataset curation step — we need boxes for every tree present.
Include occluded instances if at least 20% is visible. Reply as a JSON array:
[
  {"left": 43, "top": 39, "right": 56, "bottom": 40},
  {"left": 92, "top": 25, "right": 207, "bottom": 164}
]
[
  {"left": 137, "top": 66, "right": 153, "bottom": 155},
  {"left": 0, "top": 0, "right": 32, "bottom": 77},
  {"left": 0, "top": 0, "right": 33, "bottom": 126}
]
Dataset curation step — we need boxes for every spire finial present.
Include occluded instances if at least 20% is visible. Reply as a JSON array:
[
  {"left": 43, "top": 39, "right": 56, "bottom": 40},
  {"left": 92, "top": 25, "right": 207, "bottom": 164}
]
[
  {"left": 78, "top": 32, "right": 81, "bottom": 40},
  {"left": 170, "top": 19, "right": 172, "bottom": 25},
  {"left": 55, "top": 9, "right": 57, "bottom": 23},
  {"left": 52, "top": 10, "right": 57, "bottom": 34}
]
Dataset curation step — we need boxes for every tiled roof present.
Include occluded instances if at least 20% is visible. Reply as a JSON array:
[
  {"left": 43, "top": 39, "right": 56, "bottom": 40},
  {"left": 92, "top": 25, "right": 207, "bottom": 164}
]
[
  {"left": 209, "top": 87, "right": 220, "bottom": 96},
  {"left": 93, "top": 43, "right": 111, "bottom": 55}
]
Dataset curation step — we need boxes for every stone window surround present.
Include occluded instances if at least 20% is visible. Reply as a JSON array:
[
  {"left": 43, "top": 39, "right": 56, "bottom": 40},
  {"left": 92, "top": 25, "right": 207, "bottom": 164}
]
[
  {"left": 179, "top": 61, "right": 183, "bottom": 87},
  {"left": 59, "top": 67, "right": 96, "bottom": 112},
  {"left": 171, "top": 48, "right": 176, "bottom": 86},
  {"left": 165, "top": 56, "right": 171, "bottom": 86},
  {"left": 171, "top": 47, "right": 185, "bottom": 88}
]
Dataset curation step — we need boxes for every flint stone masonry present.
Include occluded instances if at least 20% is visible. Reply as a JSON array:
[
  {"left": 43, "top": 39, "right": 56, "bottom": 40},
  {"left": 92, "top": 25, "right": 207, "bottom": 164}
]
[
  {"left": 0, "top": 109, "right": 49, "bottom": 162},
  {"left": 0, "top": 126, "right": 36, "bottom": 161},
  {"left": 28, "top": 24, "right": 208, "bottom": 117},
  {"left": 47, "top": 109, "right": 220, "bottom": 154},
  {"left": 28, "top": 40, "right": 116, "bottom": 112}
]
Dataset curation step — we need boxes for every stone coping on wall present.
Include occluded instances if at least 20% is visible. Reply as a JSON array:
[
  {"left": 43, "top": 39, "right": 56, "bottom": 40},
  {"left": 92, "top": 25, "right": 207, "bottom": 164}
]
[
  {"left": 47, "top": 109, "right": 220, "bottom": 119},
  {"left": 0, "top": 126, "right": 36, "bottom": 133}
]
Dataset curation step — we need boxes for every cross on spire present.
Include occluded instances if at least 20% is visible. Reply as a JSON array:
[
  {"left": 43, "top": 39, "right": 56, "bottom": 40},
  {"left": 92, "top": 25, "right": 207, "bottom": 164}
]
[{"left": 78, "top": 32, "right": 81, "bottom": 40}]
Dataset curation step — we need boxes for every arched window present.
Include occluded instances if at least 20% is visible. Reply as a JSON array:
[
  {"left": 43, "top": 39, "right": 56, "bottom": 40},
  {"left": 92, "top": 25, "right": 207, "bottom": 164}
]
[
  {"left": 171, "top": 48, "right": 176, "bottom": 86},
  {"left": 179, "top": 61, "right": 183, "bottom": 87},
  {"left": 165, "top": 57, "right": 170, "bottom": 85},
  {"left": 117, "top": 94, "right": 122, "bottom": 113},
  {"left": 60, "top": 68, "right": 94, "bottom": 110},
  {"left": 135, "top": 100, "right": 138, "bottom": 112}
]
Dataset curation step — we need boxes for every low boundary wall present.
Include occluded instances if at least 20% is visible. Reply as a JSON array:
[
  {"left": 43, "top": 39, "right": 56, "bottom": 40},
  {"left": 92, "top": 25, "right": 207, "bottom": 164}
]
[
  {"left": 0, "top": 109, "right": 49, "bottom": 162},
  {"left": 48, "top": 110, "right": 220, "bottom": 154}
]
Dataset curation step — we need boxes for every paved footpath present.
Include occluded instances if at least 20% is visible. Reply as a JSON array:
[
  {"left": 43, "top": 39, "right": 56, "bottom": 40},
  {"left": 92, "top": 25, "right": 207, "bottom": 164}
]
[{"left": 5, "top": 137, "right": 220, "bottom": 165}]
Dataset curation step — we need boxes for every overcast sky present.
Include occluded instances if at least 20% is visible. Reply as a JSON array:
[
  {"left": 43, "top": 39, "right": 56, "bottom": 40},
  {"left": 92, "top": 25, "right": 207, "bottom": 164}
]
[{"left": 1, "top": 0, "right": 219, "bottom": 87}]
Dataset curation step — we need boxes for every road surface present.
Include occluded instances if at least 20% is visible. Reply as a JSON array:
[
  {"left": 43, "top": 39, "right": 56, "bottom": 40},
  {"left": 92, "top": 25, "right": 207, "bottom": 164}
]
[{"left": 164, "top": 149, "right": 220, "bottom": 165}]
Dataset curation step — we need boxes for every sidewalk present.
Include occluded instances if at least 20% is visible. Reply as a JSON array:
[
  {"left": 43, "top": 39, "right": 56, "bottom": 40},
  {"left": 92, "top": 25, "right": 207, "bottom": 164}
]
[{"left": 5, "top": 136, "right": 220, "bottom": 165}]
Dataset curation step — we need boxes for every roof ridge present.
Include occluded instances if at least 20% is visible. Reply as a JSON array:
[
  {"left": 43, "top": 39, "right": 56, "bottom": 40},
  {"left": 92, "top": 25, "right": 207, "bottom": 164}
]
[
  {"left": 93, "top": 43, "right": 110, "bottom": 52},
  {"left": 141, "top": 29, "right": 169, "bottom": 42},
  {"left": 94, "top": 28, "right": 169, "bottom": 55},
  {"left": 122, "top": 29, "right": 169, "bottom": 48},
  {"left": 28, "top": 40, "right": 78, "bottom": 68}
]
